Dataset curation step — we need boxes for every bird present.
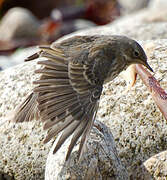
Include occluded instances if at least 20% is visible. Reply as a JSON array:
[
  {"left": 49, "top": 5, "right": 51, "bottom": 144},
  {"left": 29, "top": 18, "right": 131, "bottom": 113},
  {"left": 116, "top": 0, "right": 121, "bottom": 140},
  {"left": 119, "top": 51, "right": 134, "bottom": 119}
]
[{"left": 12, "top": 35, "right": 153, "bottom": 161}]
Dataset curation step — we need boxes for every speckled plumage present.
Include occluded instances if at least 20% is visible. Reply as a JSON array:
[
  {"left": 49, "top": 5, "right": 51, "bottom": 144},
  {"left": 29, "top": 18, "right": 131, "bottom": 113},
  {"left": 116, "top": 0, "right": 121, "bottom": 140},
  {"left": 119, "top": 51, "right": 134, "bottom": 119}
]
[{"left": 13, "top": 35, "right": 153, "bottom": 161}]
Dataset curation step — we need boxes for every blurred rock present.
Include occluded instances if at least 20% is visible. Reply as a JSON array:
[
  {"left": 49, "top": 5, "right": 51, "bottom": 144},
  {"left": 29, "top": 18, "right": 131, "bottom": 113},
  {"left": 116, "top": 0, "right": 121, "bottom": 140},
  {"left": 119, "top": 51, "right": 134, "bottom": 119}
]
[
  {"left": 65, "top": 19, "right": 96, "bottom": 31},
  {"left": 45, "top": 121, "right": 129, "bottom": 180},
  {"left": 60, "top": 19, "right": 96, "bottom": 36},
  {"left": 0, "top": 57, "right": 16, "bottom": 70},
  {"left": 0, "top": 7, "right": 40, "bottom": 41},
  {"left": 0, "top": 47, "right": 37, "bottom": 70},
  {"left": 1, "top": 0, "right": 76, "bottom": 19},
  {"left": 58, "top": 6, "right": 167, "bottom": 41},
  {"left": 148, "top": 0, "right": 167, "bottom": 10},
  {"left": 118, "top": 0, "right": 149, "bottom": 14},
  {"left": 145, "top": 0, "right": 167, "bottom": 22}
]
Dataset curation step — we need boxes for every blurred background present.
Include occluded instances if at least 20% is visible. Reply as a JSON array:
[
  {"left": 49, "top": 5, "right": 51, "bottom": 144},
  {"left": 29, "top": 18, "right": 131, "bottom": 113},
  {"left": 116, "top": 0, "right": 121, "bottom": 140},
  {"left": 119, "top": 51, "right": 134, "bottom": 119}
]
[{"left": 0, "top": 0, "right": 162, "bottom": 70}]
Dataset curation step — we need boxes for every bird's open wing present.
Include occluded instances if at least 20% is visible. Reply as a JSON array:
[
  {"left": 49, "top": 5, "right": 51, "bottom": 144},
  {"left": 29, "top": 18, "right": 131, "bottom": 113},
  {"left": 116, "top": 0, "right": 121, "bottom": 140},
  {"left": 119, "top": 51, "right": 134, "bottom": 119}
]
[{"left": 30, "top": 45, "right": 102, "bottom": 160}]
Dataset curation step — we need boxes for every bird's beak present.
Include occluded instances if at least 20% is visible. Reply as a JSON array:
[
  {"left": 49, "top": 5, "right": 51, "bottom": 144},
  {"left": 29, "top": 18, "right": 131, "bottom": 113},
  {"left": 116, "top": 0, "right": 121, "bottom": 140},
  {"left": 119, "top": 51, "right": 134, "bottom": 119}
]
[
  {"left": 137, "top": 59, "right": 154, "bottom": 72},
  {"left": 143, "top": 61, "right": 154, "bottom": 72}
]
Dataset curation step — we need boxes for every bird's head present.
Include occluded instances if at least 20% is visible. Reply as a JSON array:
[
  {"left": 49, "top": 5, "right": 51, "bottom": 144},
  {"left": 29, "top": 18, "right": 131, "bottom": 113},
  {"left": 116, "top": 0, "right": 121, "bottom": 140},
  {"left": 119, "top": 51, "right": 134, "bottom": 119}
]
[{"left": 118, "top": 36, "right": 153, "bottom": 72}]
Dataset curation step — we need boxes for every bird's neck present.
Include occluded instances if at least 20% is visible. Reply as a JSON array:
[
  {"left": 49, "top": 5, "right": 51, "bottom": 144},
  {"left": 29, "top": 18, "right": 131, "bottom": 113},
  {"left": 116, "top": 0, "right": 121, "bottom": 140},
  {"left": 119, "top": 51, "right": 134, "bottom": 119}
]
[{"left": 104, "top": 59, "right": 126, "bottom": 84}]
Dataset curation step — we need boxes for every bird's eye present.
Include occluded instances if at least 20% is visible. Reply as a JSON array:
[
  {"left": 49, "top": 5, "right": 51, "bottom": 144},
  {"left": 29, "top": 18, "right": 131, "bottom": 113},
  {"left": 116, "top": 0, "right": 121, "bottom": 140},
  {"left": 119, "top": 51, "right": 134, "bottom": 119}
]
[{"left": 134, "top": 50, "right": 139, "bottom": 57}]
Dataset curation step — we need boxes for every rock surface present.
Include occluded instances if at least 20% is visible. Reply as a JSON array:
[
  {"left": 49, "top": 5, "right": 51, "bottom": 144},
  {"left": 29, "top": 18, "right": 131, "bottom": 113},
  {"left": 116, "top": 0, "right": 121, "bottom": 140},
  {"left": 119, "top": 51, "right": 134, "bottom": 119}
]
[
  {"left": 45, "top": 121, "right": 129, "bottom": 180},
  {"left": 45, "top": 6, "right": 167, "bottom": 178},
  {"left": 145, "top": 0, "right": 167, "bottom": 22},
  {"left": 0, "top": 47, "right": 37, "bottom": 70},
  {"left": 57, "top": 0, "right": 167, "bottom": 43},
  {"left": 0, "top": 60, "right": 52, "bottom": 180},
  {"left": 118, "top": 0, "right": 149, "bottom": 14},
  {"left": 45, "top": 39, "right": 167, "bottom": 179},
  {"left": 0, "top": 5, "right": 167, "bottom": 180},
  {"left": 132, "top": 150, "right": 167, "bottom": 179},
  {"left": 98, "top": 39, "right": 167, "bottom": 178}
]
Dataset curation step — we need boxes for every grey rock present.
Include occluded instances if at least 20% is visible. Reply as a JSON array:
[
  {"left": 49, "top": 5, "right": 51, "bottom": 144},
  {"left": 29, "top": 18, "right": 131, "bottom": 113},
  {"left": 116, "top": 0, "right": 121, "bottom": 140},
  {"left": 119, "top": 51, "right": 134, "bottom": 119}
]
[
  {"left": 132, "top": 150, "right": 167, "bottom": 179},
  {"left": 0, "top": 60, "right": 52, "bottom": 180},
  {"left": 57, "top": 14, "right": 167, "bottom": 44},
  {"left": 118, "top": 0, "right": 150, "bottom": 14},
  {"left": 45, "top": 121, "right": 129, "bottom": 180},
  {"left": 97, "top": 39, "right": 167, "bottom": 177},
  {"left": 145, "top": 0, "right": 167, "bottom": 22},
  {"left": 45, "top": 38, "right": 167, "bottom": 179},
  {"left": 148, "top": 0, "right": 167, "bottom": 10},
  {"left": 72, "top": 19, "right": 96, "bottom": 30},
  {"left": 1, "top": 7, "right": 167, "bottom": 180},
  {"left": 59, "top": 19, "right": 96, "bottom": 38},
  {"left": 0, "top": 7, "right": 40, "bottom": 41},
  {"left": 56, "top": 2, "right": 167, "bottom": 43},
  {"left": 0, "top": 47, "right": 37, "bottom": 70}
]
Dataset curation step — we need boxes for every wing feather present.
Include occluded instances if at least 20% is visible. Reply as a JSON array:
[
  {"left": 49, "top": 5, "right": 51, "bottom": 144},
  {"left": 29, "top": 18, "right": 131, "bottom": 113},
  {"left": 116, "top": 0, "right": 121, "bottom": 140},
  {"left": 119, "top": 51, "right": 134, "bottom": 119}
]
[
  {"left": 13, "top": 40, "right": 103, "bottom": 160},
  {"left": 35, "top": 69, "right": 68, "bottom": 78},
  {"left": 35, "top": 47, "right": 102, "bottom": 160},
  {"left": 37, "top": 91, "right": 73, "bottom": 103},
  {"left": 78, "top": 103, "right": 99, "bottom": 160},
  {"left": 65, "top": 117, "right": 89, "bottom": 161},
  {"left": 53, "top": 120, "right": 81, "bottom": 154},
  {"left": 43, "top": 105, "right": 83, "bottom": 129},
  {"left": 44, "top": 115, "right": 74, "bottom": 143},
  {"left": 33, "top": 85, "right": 72, "bottom": 93},
  {"left": 37, "top": 60, "right": 67, "bottom": 71},
  {"left": 13, "top": 93, "right": 38, "bottom": 122}
]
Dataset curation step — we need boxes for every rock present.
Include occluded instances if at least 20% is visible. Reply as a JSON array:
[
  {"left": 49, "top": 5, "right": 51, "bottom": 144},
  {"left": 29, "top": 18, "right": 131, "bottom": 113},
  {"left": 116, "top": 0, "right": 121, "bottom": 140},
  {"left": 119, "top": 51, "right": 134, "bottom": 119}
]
[
  {"left": 1, "top": 7, "right": 167, "bottom": 179},
  {"left": 148, "top": 0, "right": 167, "bottom": 11},
  {"left": 57, "top": 21, "right": 167, "bottom": 47},
  {"left": 57, "top": 19, "right": 96, "bottom": 38},
  {"left": 0, "top": 171, "right": 14, "bottom": 180},
  {"left": 56, "top": 4, "right": 167, "bottom": 42},
  {"left": 72, "top": 19, "right": 96, "bottom": 30},
  {"left": 0, "top": 7, "right": 40, "bottom": 41},
  {"left": 44, "top": 38, "right": 167, "bottom": 179},
  {"left": 0, "top": 47, "right": 37, "bottom": 70},
  {"left": 61, "top": 19, "right": 96, "bottom": 35},
  {"left": 118, "top": 0, "right": 149, "bottom": 14},
  {"left": 132, "top": 151, "right": 167, "bottom": 179},
  {"left": 0, "top": 57, "right": 16, "bottom": 70},
  {"left": 145, "top": 0, "right": 167, "bottom": 22},
  {"left": 0, "top": 60, "right": 52, "bottom": 180},
  {"left": 97, "top": 39, "right": 167, "bottom": 177},
  {"left": 45, "top": 121, "right": 129, "bottom": 180}
]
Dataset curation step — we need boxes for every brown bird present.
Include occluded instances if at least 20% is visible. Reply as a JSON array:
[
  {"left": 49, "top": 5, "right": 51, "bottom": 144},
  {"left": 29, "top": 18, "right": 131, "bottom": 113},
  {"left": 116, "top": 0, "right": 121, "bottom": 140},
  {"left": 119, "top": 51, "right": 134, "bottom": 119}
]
[{"left": 13, "top": 35, "right": 153, "bottom": 161}]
